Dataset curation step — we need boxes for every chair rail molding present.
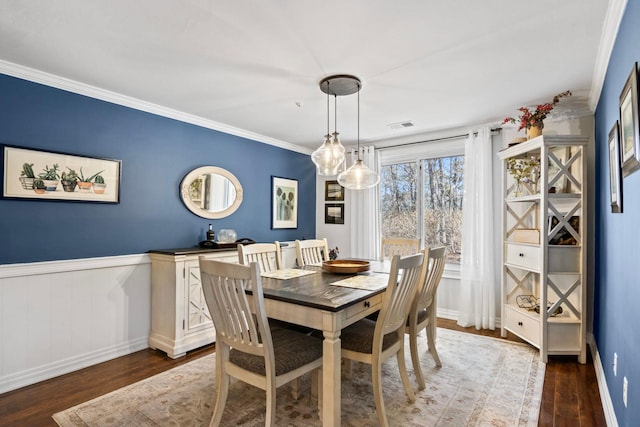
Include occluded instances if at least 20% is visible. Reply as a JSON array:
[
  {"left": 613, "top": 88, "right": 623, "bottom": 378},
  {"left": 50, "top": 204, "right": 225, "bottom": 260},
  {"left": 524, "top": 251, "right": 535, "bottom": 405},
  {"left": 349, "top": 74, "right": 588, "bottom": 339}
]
[{"left": 0, "top": 253, "right": 150, "bottom": 279}]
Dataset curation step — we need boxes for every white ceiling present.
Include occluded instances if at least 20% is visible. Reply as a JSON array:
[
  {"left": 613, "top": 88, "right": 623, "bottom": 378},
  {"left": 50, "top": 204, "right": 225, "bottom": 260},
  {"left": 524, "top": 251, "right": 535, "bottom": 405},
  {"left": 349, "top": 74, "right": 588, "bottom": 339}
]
[{"left": 0, "top": 1, "right": 612, "bottom": 153}]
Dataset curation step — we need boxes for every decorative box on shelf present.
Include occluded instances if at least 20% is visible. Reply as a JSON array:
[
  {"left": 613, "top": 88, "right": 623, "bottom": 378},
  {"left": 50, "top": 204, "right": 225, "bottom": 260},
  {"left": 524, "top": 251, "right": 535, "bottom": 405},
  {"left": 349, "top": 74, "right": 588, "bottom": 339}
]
[{"left": 511, "top": 228, "right": 539, "bottom": 244}]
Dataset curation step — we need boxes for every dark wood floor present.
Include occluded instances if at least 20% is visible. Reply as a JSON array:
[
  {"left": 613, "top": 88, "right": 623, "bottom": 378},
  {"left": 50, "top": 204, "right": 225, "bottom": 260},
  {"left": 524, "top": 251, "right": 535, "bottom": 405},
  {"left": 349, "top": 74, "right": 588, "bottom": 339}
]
[{"left": 0, "top": 319, "right": 607, "bottom": 427}]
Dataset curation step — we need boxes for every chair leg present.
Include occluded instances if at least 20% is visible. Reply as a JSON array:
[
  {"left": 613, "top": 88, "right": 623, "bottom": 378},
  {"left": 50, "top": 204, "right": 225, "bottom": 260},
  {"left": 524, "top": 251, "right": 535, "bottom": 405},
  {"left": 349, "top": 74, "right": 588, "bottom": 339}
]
[
  {"left": 210, "top": 348, "right": 229, "bottom": 427},
  {"left": 210, "top": 373, "right": 229, "bottom": 427},
  {"left": 311, "top": 372, "right": 317, "bottom": 401},
  {"left": 290, "top": 378, "right": 301, "bottom": 399},
  {"left": 409, "top": 326, "right": 426, "bottom": 390},
  {"left": 265, "top": 381, "right": 277, "bottom": 427},
  {"left": 397, "top": 342, "right": 416, "bottom": 403},
  {"left": 426, "top": 322, "right": 442, "bottom": 367},
  {"left": 371, "top": 358, "right": 389, "bottom": 427},
  {"left": 342, "top": 358, "right": 353, "bottom": 377},
  {"left": 312, "top": 368, "right": 323, "bottom": 419}
]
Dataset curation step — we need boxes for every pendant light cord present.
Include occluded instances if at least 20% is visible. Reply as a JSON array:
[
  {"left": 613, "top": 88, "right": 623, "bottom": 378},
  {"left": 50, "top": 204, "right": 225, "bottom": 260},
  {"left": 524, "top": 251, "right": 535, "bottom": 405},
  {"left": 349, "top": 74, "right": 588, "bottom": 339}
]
[
  {"left": 334, "top": 94, "right": 338, "bottom": 135},
  {"left": 357, "top": 82, "right": 361, "bottom": 160},
  {"left": 326, "top": 82, "right": 330, "bottom": 136}
]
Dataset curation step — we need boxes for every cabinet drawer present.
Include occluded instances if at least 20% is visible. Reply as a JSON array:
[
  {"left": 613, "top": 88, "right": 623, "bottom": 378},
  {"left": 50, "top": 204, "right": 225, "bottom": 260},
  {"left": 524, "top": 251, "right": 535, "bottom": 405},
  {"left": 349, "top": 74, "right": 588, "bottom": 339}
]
[
  {"left": 504, "top": 306, "right": 539, "bottom": 347},
  {"left": 506, "top": 243, "right": 540, "bottom": 271},
  {"left": 346, "top": 294, "right": 382, "bottom": 323},
  {"left": 199, "top": 252, "right": 239, "bottom": 264}
]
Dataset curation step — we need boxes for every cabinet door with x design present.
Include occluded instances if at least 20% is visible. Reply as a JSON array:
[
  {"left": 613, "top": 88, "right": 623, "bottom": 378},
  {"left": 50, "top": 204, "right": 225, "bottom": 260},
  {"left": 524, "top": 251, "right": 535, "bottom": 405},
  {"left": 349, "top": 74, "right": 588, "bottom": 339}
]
[{"left": 498, "top": 135, "right": 587, "bottom": 364}]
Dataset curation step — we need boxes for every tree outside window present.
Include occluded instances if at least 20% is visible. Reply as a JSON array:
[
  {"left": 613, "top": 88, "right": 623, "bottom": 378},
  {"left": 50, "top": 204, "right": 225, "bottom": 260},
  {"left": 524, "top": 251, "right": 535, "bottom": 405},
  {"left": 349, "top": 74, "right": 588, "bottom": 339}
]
[{"left": 380, "top": 155, "right": 464, "bottom": 264}]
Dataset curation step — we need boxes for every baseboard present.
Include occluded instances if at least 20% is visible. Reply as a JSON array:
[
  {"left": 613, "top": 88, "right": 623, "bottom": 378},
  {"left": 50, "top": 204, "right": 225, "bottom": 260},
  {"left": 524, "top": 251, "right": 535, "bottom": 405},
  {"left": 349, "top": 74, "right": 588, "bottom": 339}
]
[
  {"left": 437, "top": 308, "right": 459, "bottom": 321},
  {"left": 588, "top": 333, "right": 619, "bottom": 427},
  {"left": 437, "top": 308, "right": 503, "bottom": 329},
  {"left": 0, "top": 337, "right": 149, "bottom": 394}
]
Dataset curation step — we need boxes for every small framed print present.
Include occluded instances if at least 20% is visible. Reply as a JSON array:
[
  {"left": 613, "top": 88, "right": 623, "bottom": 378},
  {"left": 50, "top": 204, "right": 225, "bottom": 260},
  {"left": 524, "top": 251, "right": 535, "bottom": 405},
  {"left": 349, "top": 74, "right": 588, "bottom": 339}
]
[
  {"left": 324, "top": 203, "right": 344, "bottom": 224},
  {"left": 325, "top": 180, "right": 344, "bottom": 201},
  {"left": 619, "top": 62, "right": 640, "bottom": 177},
  {"left": 608, "top": 121, "right": 623, "bottom": 213},
  {"left": 271, "top": 176, "right": 298, "bottom": 229}
]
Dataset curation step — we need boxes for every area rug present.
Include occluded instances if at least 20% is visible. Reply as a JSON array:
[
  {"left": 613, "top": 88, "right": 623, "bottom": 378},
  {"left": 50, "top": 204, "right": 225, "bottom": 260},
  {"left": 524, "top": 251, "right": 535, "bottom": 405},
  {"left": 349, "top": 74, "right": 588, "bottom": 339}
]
[{"left": 53, "top": 328, "right": 544, "bottom": 426}]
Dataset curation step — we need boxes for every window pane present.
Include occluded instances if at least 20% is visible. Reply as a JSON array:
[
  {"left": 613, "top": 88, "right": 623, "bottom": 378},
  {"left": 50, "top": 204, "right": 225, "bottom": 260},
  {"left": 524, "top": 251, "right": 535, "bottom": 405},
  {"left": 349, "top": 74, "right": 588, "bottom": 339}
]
[
  {"left": 380, "top": 163, "right": 417, "bottom": 239},
  {"left": 422, "top": 156, "right": 464, "bottom": 264}
]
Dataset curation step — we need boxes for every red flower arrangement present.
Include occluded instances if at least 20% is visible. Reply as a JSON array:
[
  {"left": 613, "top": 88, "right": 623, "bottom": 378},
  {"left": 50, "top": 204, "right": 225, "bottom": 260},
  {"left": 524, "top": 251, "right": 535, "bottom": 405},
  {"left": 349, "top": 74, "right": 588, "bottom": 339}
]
[{"left": 502, "top": 90, "right": 572, "bottom": 131}]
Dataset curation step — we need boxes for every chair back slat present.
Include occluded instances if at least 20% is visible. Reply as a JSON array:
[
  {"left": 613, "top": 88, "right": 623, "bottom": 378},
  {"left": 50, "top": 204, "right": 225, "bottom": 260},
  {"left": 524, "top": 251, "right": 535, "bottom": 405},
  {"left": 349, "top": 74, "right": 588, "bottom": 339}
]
[
  {"left": 295, "top": 238, "right": 329, "bottom": 266},
  {"left": 377, "top": 253, "right": 424, "bottom": 337},
  {"left": 417, "top": 246, "right": 446, "bottom": 310},
  {"left": 200, "top": 259, "right": 271, "bottom": 357},
  {"left": 238, "top": 242, "right": 282, "bottom": 273},
  {"left": 380, "top": 238, "right": 420, "bottom": 261}
]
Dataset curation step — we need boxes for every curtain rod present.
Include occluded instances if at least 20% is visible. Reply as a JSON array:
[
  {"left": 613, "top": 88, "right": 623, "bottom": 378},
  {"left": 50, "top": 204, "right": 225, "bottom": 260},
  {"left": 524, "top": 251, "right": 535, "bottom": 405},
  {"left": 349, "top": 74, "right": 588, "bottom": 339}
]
[{"left": 377, "top": 128, "right": 501, "bottom": 151}]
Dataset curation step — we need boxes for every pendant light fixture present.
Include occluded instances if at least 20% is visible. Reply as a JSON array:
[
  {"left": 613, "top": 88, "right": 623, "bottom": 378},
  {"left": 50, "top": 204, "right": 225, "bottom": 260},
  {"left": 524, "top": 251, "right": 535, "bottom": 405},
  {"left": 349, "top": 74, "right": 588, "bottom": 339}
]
[
  {"left": 311, "top": 78, "right": 346, "bottom": 176},
  {"left": 337, "top": 77, "right": 380, "bottom": 190}
]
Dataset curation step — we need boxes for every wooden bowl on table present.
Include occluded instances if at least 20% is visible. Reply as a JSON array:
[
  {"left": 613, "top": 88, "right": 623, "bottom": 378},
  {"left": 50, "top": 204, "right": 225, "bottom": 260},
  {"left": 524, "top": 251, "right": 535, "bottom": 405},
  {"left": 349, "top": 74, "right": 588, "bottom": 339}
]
[{"left": 322, "top": 259, "right": 370, "bottom": 274}]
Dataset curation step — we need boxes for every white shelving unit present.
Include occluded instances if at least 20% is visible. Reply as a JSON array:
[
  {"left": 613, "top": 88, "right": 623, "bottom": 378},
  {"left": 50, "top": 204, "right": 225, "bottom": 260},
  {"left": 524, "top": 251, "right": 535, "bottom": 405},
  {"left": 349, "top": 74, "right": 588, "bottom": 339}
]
[{"left": 498, "top": 135, "right": 587, "bottom": 364}]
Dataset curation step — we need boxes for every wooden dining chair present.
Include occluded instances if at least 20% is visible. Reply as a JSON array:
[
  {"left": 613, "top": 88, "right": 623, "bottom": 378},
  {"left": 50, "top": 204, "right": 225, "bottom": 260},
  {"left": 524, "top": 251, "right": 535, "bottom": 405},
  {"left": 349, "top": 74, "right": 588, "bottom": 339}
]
[
  {"left": 380, "top": 237, "right": 420, "bottom": 261},
  {"left": 199, "top": 259, "right": 323, "bottom": 427},
  {"left": 406, "top": 246, "right": 446, "bottom": 390},
  {"left": 238, "top": 241, "right": 311, "bottom": 397},
  {"left": 238, "top": 242, "right": 282, "bottom": 273},
  {"left": 339, "top": 253, "right": 425, "bottom": 427},
  {"left": 294, "top": 238, "right": 329, "bottom": 266}
]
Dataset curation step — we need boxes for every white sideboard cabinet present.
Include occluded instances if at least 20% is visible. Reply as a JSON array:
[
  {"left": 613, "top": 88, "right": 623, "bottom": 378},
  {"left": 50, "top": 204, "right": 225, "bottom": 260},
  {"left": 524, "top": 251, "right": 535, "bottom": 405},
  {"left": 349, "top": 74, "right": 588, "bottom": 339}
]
[
  {"left": 148, "top": 243, "right": 295, "bottom": 358},
  {"left": 498, "top": 135, "right": 587, "bottom": 364},
  {"left": 148, "top": 248, "right": 238, "bottom": 358}
]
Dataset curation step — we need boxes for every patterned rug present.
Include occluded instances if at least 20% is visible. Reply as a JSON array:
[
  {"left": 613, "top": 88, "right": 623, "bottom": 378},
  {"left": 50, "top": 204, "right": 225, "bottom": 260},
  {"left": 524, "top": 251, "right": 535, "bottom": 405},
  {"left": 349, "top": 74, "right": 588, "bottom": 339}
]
[{"left": 53, "top": 328, "right": 544, "bottom": 426}]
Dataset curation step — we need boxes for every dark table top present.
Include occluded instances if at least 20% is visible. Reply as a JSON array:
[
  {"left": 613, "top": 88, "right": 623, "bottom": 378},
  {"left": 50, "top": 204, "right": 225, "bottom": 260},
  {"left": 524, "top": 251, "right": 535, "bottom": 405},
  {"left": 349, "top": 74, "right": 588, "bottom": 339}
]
[{"left": 259, "top": 265, "right": 389, "bottom": 312}]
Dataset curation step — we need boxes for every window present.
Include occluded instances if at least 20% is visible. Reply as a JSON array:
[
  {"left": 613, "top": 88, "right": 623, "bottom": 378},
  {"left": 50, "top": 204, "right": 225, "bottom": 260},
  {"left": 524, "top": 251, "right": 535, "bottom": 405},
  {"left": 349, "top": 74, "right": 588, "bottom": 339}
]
[
  {"left": 421, "top": 156, "right": 464, "bottom": 264},
  {"left": 380, "top": 162, "right": 417, "bottom": 239},
  {"left": 379, "top": 139, "right": 465, "bottom": 264}
]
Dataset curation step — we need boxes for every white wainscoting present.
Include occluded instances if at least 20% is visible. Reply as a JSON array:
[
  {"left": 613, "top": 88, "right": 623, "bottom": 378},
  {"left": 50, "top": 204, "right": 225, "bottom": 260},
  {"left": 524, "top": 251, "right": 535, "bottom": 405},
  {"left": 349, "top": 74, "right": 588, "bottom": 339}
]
[
  {"left": 0, "top": 250, "right": 490, "bottom": 394},
  {"left": 0, "top": 254, "right": 152, "bottom": 394}
]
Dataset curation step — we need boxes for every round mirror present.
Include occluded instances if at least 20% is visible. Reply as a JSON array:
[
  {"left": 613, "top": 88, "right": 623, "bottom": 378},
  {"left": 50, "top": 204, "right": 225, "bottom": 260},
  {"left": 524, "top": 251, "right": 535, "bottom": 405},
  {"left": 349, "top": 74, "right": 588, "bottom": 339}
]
[{"left": 180, "top": 166, "right": 243, "bottom": 219}]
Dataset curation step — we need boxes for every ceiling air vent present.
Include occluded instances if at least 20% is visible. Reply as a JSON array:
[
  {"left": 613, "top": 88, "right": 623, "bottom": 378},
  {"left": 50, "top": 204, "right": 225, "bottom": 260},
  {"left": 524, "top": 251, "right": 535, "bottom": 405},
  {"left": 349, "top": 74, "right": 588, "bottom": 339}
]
[{"left": 387, "top": 120, "right": 414, "bottom": 130}]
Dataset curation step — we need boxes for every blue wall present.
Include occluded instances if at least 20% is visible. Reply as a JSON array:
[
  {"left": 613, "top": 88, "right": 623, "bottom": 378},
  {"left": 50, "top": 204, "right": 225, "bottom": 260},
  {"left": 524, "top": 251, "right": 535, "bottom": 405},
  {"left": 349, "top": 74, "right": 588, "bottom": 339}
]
[
  {"left": 0, "top": 74, "right": 316, "bottom": 264},
  {"left": 594, "top": 1, "right": 640, "bottom": 424}
]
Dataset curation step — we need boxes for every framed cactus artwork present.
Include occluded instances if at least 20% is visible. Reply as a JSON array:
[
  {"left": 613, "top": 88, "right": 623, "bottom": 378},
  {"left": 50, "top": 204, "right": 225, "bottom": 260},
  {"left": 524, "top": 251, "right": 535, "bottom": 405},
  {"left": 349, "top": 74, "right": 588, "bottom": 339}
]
[{"left": 2, "top": 144, "right": 121, "bottom": 203}]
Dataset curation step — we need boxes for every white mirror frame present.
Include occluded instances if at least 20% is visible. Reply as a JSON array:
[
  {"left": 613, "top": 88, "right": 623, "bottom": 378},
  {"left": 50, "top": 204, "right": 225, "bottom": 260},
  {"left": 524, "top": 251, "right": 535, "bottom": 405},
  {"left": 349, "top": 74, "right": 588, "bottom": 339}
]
[{"left": 180, "top": 166, "right": 243, "bottom": 219}]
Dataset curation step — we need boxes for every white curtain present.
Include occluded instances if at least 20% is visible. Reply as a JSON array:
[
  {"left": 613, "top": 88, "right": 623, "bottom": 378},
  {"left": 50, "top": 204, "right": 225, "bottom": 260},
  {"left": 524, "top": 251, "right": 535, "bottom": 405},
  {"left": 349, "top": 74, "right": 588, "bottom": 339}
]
[
  {"left": 348, "top": 146, "right": 381, "bottom": 261},
  {"left": 457, "top": 127, "right": 496, "bottom": 330}
]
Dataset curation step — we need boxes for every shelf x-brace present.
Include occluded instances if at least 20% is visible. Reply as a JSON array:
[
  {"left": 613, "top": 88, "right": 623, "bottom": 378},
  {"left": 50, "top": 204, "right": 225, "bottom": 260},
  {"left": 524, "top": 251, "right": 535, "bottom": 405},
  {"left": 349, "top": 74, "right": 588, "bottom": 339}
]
[
  {"left": 548, "top": 148, "right": 583, "bottom": 192},
  {"left": 546, "top": 276, "right": 581, "bottom": 319},
  {"left": 506, "top": 267, "right": 537, "bottom": 301},
  {"left": 506, "top": 203, "right": 537, "bottom": 240},
  {"left": 548, "top": 201, "right": 581, "bottom": 243}
]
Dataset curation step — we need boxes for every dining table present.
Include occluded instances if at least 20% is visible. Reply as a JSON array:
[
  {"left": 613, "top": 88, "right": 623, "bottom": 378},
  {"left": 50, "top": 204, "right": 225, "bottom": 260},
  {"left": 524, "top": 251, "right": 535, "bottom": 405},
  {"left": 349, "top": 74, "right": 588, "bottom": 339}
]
[{"left": 256, "top": 261, "right": 391, "bottom": 426}]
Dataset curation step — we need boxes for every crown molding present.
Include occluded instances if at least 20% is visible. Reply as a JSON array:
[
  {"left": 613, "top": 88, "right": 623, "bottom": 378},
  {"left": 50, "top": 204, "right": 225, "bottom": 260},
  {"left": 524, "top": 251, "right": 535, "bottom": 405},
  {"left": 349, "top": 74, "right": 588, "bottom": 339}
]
[
  {"left": 0, "top": 60, "right": 312, "bottom": 155},
  {"left": 589, "top": 0, "right": 628, "bottom": 111}
]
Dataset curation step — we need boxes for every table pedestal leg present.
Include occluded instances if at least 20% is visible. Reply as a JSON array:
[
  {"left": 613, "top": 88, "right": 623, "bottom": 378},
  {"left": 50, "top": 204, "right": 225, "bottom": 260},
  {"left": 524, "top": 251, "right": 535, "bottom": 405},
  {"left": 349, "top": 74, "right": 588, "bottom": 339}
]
[{"left": 322, "top": 329, "right": 341, "bottom": 426}]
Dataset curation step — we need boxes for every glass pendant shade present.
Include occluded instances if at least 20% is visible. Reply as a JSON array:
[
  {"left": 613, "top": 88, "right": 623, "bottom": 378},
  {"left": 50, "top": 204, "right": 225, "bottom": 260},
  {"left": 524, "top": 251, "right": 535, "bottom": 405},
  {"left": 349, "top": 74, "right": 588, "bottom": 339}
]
[
  {"left": 331, "top": 132, "right": 345, "bottom": 174},
  {"left": 312, "top": 77, "right": 347, "bottom": 176},
  {"left": 337, "top": 159, "right": 380, "bottom": 190},
  {"left": 311, "top": 134, "right": 345, "bottom": 176},
  {"left": 313, "top": 74, "right": 378, "bottom": 186}
]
